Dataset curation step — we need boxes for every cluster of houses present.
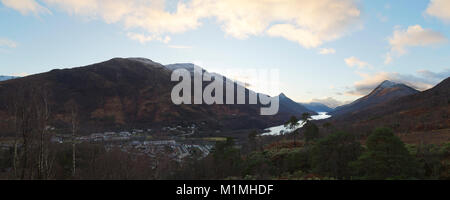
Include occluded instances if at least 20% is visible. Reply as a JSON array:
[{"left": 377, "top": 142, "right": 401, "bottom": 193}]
[
  {"left": 50, "top": 129, "right": 150, "bottom": 143},
  {"left": 161, "top": 124, "right": 198, "bottom": 137},
  {"left": 107, "top": 140, "right": 214, "bottom": 160},
  {"left": 46, "top": 124, "right": 215, "bottom": 161}
]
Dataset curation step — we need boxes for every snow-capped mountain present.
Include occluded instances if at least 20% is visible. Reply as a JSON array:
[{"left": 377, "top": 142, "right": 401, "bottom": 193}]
[{"left": 331, "top": 80, "right": 419, "bottom": 116}]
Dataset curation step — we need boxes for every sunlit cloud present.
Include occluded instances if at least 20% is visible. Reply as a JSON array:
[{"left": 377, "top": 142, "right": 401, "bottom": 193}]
[
  {"left": 1, "top": 0, "right": 361, "bottom": 48},
  {"left": 0, "top": 38, "right": 17, "bottom": 48},
  {"left": 127, "top": 32, "right": 171, "bottom": 44},
  {"left": 344, "top": 56, "right": 370, "bottom": 69},
  {"left": 385, "top": 25, "right": 447, "bottom": 64},
  {"left": 318, "top": 48, "right": 336, "bottom": 55},
  {"left": 1, "top": 0, "right": 50, "bottom": 15},
  {"left": 425, "top": 0, "right": 450, "bottom": 23}
]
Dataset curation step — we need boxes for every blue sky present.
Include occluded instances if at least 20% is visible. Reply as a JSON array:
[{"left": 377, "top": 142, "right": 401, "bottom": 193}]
[{"left": 0, "top": 0, "right": 449, "bottom": 106}]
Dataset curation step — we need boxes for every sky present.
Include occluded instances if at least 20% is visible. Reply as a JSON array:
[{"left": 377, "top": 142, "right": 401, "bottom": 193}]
[{"left": 0, "top": 0, "right": 450, "bottom": 107}]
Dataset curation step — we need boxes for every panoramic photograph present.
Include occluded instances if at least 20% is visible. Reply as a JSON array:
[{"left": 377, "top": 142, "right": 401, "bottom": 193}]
[{"left": 0, "top": 0, "right": 449, "bottom": 186}]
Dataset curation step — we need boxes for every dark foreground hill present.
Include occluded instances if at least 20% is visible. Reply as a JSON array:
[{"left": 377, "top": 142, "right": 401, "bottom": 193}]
[{"left": 0, "top": 58, "right": 311, "bottom": 135}]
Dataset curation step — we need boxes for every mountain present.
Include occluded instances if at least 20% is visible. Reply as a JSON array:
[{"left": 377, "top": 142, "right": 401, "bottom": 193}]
[
  {"left": 165, "top": 63, "right": 197, "bottom": 72},
  {"left": 310, "top": 97, "right": 347, "bottom": 109},
  {"left": 278, "top": 93, "right": 317, "bottom": 116},
  {"left": 166, "top": 64, "right": 316, "bottom": 117},
  {"left": 331, "top": 80, "right": 419, "bottom": 116},
  {"left": 329, "top": 78, "right": 450, "bottom": 133},
  {"left": 0, "top": 58, "right": 308, "bottom": 135},
  {"left": 300, "top": 102, "right": 333, "bottom": 113},
  {"left": 0, "top": 75, "right": 17, "bottom": 81}
]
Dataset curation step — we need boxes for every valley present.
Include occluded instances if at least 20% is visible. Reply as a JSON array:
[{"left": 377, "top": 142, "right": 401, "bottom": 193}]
[{"left": 0, "top": 57, "right": 448, "bottom": 180}]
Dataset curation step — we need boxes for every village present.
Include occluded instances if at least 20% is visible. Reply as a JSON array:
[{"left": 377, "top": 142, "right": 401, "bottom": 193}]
[{"left": 1, "top": 123, "right": 217, "bottom": 162}]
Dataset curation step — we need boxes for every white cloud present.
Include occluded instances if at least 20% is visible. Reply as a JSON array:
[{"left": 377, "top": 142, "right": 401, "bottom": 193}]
[
  {"left": 0, "top": 38, "right": 17, "bottom": 48},
  {"left": 319, "top": 48, "right": 336, "bottom": 55},
  {"left": 344, "top": 56, "right": 369, "bottom": 68},
  {"left": 385, "top": 25, "right": 447, "bottom": 64},
  {"left": 425, "top": 0, "right": 450, "bottom": 23},
  {"left": 260, "top": 0, "right": 361, "bottom": 48},
  {"left": 42, "top": 0, "right": 202, "bottom": 34},
  {"left": 1, "top": 0, "right": 361, "bottom": 48},
  {"left": 127, "top": 32, "right": 170, "bottom": 44},
  {"left": 347, "top": 70, "right": 449, "bottom": 96},
  {"left": 1, "top": 0, "right": 50, "bottom": 15}
]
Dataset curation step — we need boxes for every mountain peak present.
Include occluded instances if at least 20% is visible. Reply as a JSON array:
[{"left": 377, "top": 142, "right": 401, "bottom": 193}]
[
  {"left": 126, "top": 57, "right": 157, "bottom": 65},
  {"left": 165, "top": 63, "right": 198, "bottom": 72},
  {"left": 278, "top": 93, "right": 287, "bottom": 98},
  {"left": 379, "top": 80, "right": 398, "bottom": 88},
  {"left": 332, "top": 80, "right": 419, "bottom": 116}
]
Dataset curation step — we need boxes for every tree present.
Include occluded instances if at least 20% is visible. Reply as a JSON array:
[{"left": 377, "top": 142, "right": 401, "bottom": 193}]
[
  {"left": 68, "top": 101, "right": 79, "bottom": 178},
  {"left": 8, "top": 84, "right": 56, "bottom": 179},
  {"left": 211, "top": 138, "right": 242, "bottom": 179},
  {"left": 284, "top": 116, "right": 300, "bottom": 146},
  {"left": 311, "top": 132, "right": 362, "bottom": 179},
  {"left": 303, "top": 122, "right": 319, "bottom": 143},
  {"left": 350, "top": 128, "right": 421, "bottom": 180},
  {"left": 247, "top": 130, "right": 260, "bottom": 152},
  {"left": 323, "top": 122, "right": 332, "bottom": 131},
  {"left": 34, "top": 87, "right": 53, "bottom": 179},
  {"left": 301, "top": 112, "right": 311, "bottom": 123}
]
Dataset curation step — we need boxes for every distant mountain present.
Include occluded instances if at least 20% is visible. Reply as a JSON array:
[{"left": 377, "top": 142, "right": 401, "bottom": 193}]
[
  {"left": 310, "top": 97, "right": 347, "bottom": 109},
  {"left": 329, "top": 78, "right": 450, "bottom": 133},
  {"left": 331, "top": 80, "right": 419, "bottom": 116},
  {"left": 278, "top": 93, "right": 317, "bottom": 116},
  {"left": 300, "top": 102, "right": 333, "bottom": 113},
  {"left": 0, "top": 58, "right": 309, "bottom": 135},
  {"left": 0, "top": 75, "right": 17, "bottom": 81}
]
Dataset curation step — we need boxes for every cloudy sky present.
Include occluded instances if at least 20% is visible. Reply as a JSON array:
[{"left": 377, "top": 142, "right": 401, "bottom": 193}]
[{"left": 0, "top": 0, "right": 449, "bottom": 106}]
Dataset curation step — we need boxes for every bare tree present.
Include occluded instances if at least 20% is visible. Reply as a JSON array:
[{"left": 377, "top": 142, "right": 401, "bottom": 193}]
[
  {"left": 34, "top": 87, "right": 52, "bottom": 179},
  {"left": 7, "top": 84, "right": 56, "bottom": 180},
  {"left": 68, "top": 100, "right": 79, "bottom": 178}
]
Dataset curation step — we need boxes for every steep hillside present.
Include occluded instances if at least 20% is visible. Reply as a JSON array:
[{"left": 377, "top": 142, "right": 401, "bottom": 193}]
[
  {"left": 278, "top": 93, "right": 316, "bottom": 116},
  {"left": 300, "top": 102, "right": 333, "bottom": 113},
  {"left": 0, "top": 58, "right": 307, "bottom": 135},
  {"left": 329, "top": 78, "right": 450, "bottom": 134}
]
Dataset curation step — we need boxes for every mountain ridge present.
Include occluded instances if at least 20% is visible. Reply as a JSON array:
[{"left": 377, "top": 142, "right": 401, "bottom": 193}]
[
  {"left": 328, "top": 77, "right": 450, "bottom": 133},
  {"left": 0, "top": 58, "right": 311, "bottom": 135},
  {"left": 331, "top": 80, "right": 419, "bottom": 116},
  {"left": 300, "top": 102, "right": 333, "bottom": 113}
]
